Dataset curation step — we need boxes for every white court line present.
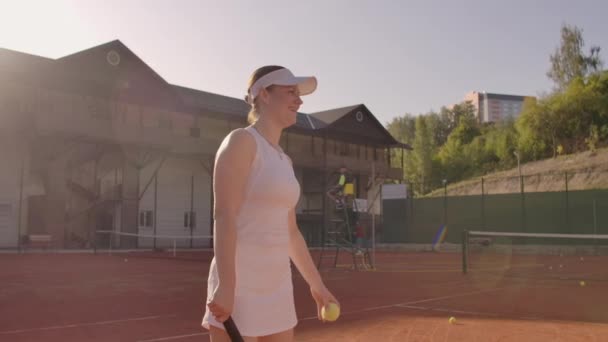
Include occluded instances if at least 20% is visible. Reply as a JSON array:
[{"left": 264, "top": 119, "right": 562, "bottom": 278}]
[
  {"left": 0, "top": 286, "right": 510, "bottom": 340},
  {"left": 300, "top": 303, "right": 399, "bottom": 321},
  {"left": 137, "top": 332, "right": 209, "bottom": 342},
  {"left": 399, "top": 304, "right": 503, "bottom": 317},
  {"left": 399, "top": 304, "right": 608, "bottom": 325},
  {"left": 400, "top": 286, "right": 509, "bottom": 306},
  {"left": 299, "top": 285, "right": 510, "bottom": 321},
  {"left": 135, "top": 283, "right": 584, "bottom": 342},
  {"left": 0, "top": 314, "right": 176, "bottom": 335}
]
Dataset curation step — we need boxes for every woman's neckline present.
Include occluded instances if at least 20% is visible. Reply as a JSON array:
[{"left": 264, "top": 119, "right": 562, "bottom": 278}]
[{"left": 251, "top": 126, "right": 285, "bottom": 157}]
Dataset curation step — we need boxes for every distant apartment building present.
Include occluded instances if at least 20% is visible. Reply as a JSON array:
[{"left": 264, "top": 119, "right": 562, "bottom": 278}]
[{"left": 464, "top": 91, "right": 535, "bottom": 123}]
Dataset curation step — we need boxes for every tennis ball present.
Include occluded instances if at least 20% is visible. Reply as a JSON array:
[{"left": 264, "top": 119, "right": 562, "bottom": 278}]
[
  {"left": 448, "top": 316, "right": 456, "bottom": 324},
  {"left": 580, "top": 280, "right": 586, "bottom": 287},
  {"left": 321, "top": 303, "right": 340, "bottom": 322}
]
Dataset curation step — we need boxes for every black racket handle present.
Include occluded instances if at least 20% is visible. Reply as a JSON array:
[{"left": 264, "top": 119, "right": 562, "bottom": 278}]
[{"left": 223, "top": 316, "right": 244, "bottom": 342}]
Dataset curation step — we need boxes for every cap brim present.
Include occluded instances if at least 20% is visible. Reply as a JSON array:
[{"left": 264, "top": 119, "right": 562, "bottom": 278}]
[{"left": 276, "top": 76, "right": 317, "bottom": 96}]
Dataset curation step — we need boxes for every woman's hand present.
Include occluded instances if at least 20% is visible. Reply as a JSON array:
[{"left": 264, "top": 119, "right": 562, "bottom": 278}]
[
  {"left": 207, "top": 285, "right": 235, "bottom": 323},
  {"left": 310, "top": 283, "right": 339, "bottom": 322}
]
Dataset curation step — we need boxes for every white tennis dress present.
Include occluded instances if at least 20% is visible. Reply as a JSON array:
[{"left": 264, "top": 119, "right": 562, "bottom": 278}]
[{"left": 202, "top": 126, "right": 300, "bottom": 337}]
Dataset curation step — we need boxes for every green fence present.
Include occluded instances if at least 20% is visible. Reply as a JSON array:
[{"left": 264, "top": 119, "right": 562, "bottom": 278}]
[{"left": 382, "top": 189, "right": 608, "bottom": 244}]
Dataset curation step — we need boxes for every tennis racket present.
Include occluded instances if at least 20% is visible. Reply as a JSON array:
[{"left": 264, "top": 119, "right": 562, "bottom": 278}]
[{"left": 223, "top": 316, "right": 244, "bottom": 342}]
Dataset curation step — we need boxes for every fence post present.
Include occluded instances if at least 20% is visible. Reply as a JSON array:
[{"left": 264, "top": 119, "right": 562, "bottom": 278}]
[
  {"left": 481, "top": 177, "right": 486, "bottom": 231},
  {"left": 593, "top": 197, "right": 598, "bottom": 250},
  {"left": 443, "top": 179, "right": 448, "bottom": 226},
  {"left": 565, "top": 171, "right": 570, "bottom": 234},
  {"left": 408, "top": 181, "right": 414, "bottom": 236},
  {"left": 521, "top": 175, "right": 526, "bottom": 233},
  {"left": 462, "top": 230, "right": 469, "bottom": 274}
]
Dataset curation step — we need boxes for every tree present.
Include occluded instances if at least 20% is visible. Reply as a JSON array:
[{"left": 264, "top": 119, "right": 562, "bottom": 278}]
[
  {"left": 386, "top": 114, "right": 416, "bottom": 146},
  {"left": 516, "top": 72, "right": 608, "bottom": 159},
  {"left": 437, "top": 108, "right": 482, "bottom": 182},
  {"left": 483, "top": 118, "right": 517, "bottom": 170},
  {"left": 387, "top": 114, "right": 417, "bottom": 180},
  {"left": 412, "top": 115, "right": 435, "bottom": 194},
  {"left": 435, "top": 107, "right": 454, "bottom": 146},
  {"left": 547, "top": 24, "right": 603, "bottom": 90},
  {"left": 450, "top": 109, "right": 480, "bottom": 145}
]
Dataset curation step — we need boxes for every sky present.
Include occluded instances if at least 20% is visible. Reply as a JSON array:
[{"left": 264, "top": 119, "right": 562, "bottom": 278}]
[{"left": 1, "top": 0, "right": 607, "bottom": 125}]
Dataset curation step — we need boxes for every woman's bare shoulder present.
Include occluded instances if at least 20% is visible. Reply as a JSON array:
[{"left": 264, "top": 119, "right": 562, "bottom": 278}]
[{"left": 218, "top": 128, "right": 256, "bottom": 154}]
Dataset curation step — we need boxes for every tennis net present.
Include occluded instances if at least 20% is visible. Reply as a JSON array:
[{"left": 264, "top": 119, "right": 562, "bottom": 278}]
[
  {"left": 462, "top": 230, "right": 608, "bottom": 281},
  {"left": 94, "top": 230, "right": 214, "bottom": 261}
]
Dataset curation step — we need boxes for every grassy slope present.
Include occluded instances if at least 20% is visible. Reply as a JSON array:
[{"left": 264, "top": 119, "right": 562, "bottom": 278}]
[{"left": 427, "top": 147, "right": 608, "bottom": 196}]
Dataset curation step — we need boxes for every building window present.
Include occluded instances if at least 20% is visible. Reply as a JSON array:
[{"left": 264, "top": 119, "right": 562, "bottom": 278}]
[
  {"left": 339, "top": 141, "right": 349, "bottom": 156},
  {"left": 184, "top": 211, "right": 196, "bottom": 228},
  {"left": 139, "top": 210, "right": 153, "bottom": 227}
]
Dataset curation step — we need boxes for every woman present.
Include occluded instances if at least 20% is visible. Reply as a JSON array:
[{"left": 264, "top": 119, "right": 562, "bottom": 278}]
[{"left": 202, "top": 66, "right": 339, "bottom": 341}]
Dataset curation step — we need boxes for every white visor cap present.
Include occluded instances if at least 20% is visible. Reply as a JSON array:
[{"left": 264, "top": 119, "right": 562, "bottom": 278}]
[{"left": 247, "top": 68, "right": 317, "bottom": 105}]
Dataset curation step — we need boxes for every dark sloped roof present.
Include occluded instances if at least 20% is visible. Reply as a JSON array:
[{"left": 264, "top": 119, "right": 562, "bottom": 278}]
[
  {"left": 1, "top": 41, "right": 409, "bottom": 148},
  {"left": 53, "top": 40, "right": 184, "bottom": 110},
  {"left": 295, "top": 111, "right": 327, "bottom": 130},
  {"left": 311, "top": 104, "right": 411, "bottom": 149},
  {"left": 55, "top": 40, "right": 168, "bottom": 85},
  {"left": 172, "top": 85, "right": 249, "bottom": 118},
  {"left": 1, "top": 41, "right": 184, "bottom": 111},
  {"left": 0, "top": 48, "right": 53, "bottom": 73},
  {"left": 173, "top": 84, "right": 326, "bottom": 131},
  {"left": 310, "top": 104, "right": 361, "bottom": 125}
]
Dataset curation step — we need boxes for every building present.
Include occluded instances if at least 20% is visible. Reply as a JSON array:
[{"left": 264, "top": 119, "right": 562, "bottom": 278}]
[
  {"left": 464, "top": 91, "right": 535, "bottom": 123},
  {"left": 0, "top": 40, "right": 410, "bottom": 249}
]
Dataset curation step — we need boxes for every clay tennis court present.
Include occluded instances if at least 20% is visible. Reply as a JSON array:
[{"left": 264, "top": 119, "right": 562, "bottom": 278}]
[{"left": 2, "top": 250, "right": 608, "bottom": 341}]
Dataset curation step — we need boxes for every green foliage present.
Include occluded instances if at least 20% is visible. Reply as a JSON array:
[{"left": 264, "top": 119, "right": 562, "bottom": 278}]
[
  {"left": 547, "top": 24, "right": 603, "bottom": 90},
  {"left": 586, "top": 124, "right": 599, "bottom": 153},
  {"left": 482, "top": 119, "right": 517, "bottom": 169},
  {"left": 436, "top": 102, "right": 482, "bottom": 181},
  {"left": 386, "top": 114, "right": 416, "bottom": 146},
  {"left": 515, "top": 71, "right": 608, "bottom": 160},
  {"left": 388, "top": 24, "right": 606, "bottom": 193},
  {"left": 412, "top": 115, "right": 436, "bottom": 194}
]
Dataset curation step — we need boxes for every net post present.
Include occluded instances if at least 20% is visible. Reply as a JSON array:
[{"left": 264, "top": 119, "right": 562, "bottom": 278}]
[
  {"left": 93, "top": 230, "right": 98, "bottom": 255},
  {"left": 593, "top": 199, "right": 598, "bottom": 254},
  {"left": 565, "top": 171, "right": 570, "bottom": 233},
  {"left": 481, "top": 177, "right": 485, "bottom": 231},
  {"left": 462, "top": 230, "right": 469, "bottom": 274},
  {"left": 173, "top": 239, "right": 177, "bottom": 258},
  {"left": 109, "top": 231, "right": 113, "bottom": 256}
]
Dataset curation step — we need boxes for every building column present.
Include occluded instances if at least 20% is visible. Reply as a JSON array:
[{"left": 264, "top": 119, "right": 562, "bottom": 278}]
[
  {"left": 120, "top": 158, "right": 139, "bottom": 248},
  {"left": 44, "top": 156, "right": 68, "bottom": 248}
]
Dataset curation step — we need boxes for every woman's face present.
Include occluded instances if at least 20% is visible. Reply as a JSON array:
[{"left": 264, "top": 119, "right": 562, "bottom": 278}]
[{"left": 261, "top": 85, "right": 303, "bottom": 127}]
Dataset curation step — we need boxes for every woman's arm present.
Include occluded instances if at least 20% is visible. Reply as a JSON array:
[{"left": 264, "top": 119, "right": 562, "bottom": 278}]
[
  {"left": 287, "top": 208, "right": 339, "bottom": 320},
  {"left": 207, "top": 129, "right": 255, "bottom": 322},
  {"left": 287, "top": 208, "right": 323, "bottom": 289}
]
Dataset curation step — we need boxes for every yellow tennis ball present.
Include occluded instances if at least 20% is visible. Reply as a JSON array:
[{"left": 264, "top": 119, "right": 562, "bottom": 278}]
[
  {"left": 448, "top": 316, "right": 456, "bottom": 324},
  {"left": 580, "top": 281, "right": 586, "bottom": 287},
  {"left": 321, "top": 303, "right": 340, "bottom": 322}
]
